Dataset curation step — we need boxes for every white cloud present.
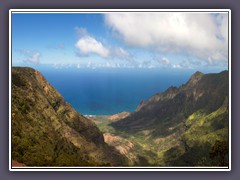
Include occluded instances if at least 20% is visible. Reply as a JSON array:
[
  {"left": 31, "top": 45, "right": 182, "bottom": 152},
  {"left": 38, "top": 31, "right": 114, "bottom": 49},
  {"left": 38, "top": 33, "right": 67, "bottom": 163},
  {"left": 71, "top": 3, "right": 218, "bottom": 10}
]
[
  {"left": 75, "top": 27, "right": 133, "bottom": 62},
  {"left": 157, "top": 57, "right": 174, "bottom": 68},
  {"left": 76, "top": 35, "right": 110, "bottom": 58},
  {"left": 114, "top": 47, "right": 130, "bottom": 59},
  {"left": 217, "top": 14, "right": 228, "bottom": 43},
  {"left": 104, "top": 12, "right": 228, "bottom": 64},
  {"left": 159, "top": 57, "right": 170, "bottom": 65},
  {"left": 151, "top": 55, "right": 195, "bottom": 69},
  {"left": 172, "top": 64, "right": 182, "bottom": 69},
  {"left": 111, "top": 47, "right": 136, "bottom": 65},
  {"left": 29, "top": 52, "right": 41, "bottom": 64},
  {"left": 17, "top": 49, "right": 41, "bottom": 64}
]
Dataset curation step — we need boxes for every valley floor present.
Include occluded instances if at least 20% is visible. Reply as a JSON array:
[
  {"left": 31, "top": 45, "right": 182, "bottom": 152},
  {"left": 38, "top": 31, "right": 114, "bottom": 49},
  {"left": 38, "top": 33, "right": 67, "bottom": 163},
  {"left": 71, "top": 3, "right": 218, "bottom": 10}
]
[
  {"left": 86, "top": 102, "right": 229, "bottom": 167},
  {"left": 86, "top": 112, "right": 181, "bottom": 166}
]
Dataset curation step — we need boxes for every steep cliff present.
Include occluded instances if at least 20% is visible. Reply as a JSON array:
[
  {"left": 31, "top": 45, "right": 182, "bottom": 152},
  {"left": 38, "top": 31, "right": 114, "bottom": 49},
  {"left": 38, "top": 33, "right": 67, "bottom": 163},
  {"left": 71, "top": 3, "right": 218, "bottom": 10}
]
[{"left": 11, "top": 67, "right": 126, "bottom": 166}]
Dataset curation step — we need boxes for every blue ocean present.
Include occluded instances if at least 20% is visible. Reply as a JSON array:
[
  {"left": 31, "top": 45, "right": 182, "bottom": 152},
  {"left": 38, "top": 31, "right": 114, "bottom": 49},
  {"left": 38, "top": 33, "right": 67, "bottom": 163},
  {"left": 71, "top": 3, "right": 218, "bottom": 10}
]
[{"left": 37, "top": 68, "right": 198, "bottom": 115}]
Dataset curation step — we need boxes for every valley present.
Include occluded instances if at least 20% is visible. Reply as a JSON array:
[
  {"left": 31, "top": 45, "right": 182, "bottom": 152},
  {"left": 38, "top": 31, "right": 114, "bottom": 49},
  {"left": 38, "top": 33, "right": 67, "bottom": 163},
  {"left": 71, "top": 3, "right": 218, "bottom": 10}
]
[
  {"left": 89, "top": 71, "right": 229, "bottom": 166},
  {"left": 11, "top": 67, "right": 229, "bottom": 167},
  {"left": 88, "top": 113, "right": 178, "bottom": 166},
  {"left": 89, "top": 97, "right": 228, "bottom": 167}
]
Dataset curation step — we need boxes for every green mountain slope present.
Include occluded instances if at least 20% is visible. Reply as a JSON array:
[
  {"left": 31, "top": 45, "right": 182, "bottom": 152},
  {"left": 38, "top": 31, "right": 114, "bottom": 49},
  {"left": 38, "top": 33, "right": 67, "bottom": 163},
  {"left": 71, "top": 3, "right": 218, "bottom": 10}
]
[
  {"left": 11, "top": 67, "right": 127, "bottom": 166},
  {"left": 111, "top": 70, "right": 229, "bottom": 166}
]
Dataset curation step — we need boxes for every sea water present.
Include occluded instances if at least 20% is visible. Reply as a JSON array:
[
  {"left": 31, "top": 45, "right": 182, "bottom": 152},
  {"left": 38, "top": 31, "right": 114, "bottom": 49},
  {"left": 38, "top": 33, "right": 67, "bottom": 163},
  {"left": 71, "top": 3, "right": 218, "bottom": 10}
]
[{"left": 38, "top": 67, "right": 194, "bottom": 115}]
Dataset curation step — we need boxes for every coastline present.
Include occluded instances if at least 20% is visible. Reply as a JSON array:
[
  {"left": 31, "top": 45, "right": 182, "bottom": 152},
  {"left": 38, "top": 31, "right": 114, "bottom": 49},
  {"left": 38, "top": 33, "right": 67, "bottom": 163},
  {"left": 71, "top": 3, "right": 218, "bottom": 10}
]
[{"left": 84, "top": 112, "right": 130, "bottom": 121}]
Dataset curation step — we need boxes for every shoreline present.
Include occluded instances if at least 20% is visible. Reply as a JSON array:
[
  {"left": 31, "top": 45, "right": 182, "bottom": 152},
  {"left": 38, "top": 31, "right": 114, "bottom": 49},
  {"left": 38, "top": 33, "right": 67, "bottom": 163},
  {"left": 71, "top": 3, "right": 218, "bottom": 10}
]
[
  {"left": 84, "top": 112, "right": 130, "bottom": 121},
  {"left": 83, "top": 111, "right": 131, "bottom": 117}
]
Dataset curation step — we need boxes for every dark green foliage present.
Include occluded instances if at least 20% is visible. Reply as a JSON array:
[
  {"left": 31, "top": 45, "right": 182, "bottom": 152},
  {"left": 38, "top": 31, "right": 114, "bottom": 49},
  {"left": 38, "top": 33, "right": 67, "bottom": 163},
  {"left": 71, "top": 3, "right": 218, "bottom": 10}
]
[
  {"left": 209, "top": 140, "right": 228, "bottom": 166},
  {"left": 164, "top": 139, "right": 229, "bottom": 167},
  {"left": 164, "top": 142, "right": 213, "bottom": 166},
  {"left": 162, "top": 100, "right": 229, "bottom": 167},
  {"left": 109, "top": 70, "right": 229, "bottom": 166}
]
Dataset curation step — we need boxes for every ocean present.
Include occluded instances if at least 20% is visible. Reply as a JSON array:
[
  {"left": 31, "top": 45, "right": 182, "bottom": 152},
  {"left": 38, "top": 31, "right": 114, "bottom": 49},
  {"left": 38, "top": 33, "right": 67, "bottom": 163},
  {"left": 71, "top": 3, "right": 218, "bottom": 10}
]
[{"left": 39, "top": 68, "right": 195, "bottom": 115}]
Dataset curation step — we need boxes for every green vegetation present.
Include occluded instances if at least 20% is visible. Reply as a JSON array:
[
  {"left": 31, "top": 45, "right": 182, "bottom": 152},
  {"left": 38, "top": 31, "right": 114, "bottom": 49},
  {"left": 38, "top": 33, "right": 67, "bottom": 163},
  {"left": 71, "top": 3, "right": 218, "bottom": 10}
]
[
  {"left": 92, "top": 97, "right": 228, "bottom": 167},
  {"left": 107, "top": 70, "right": 229, "bottom": 167},
  {"left": 164, "top": 102, "right": 228, "bottom": 166},
  {"left": 11, "top": 67, "right": 126, "bottom": 167},
  {"left": 12, "top": 68, "right": 229, "bottom": 167}
]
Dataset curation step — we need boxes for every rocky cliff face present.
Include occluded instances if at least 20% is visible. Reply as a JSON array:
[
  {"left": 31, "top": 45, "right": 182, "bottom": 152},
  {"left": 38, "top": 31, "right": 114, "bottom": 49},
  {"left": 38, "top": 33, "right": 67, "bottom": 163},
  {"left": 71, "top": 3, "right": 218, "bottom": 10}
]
[{"left": 11, "top": 67, "right": 126, "bottom": 166}]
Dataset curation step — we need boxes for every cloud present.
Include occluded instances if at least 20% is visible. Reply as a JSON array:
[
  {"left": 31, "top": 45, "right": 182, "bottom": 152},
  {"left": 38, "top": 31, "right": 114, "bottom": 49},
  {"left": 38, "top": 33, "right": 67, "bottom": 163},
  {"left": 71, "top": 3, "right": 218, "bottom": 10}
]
[
  {"left": 75, "top": 27, "right": 110, "bottom": 58},
  {"left": 152, "top": 55, "right": 195, "bottom": 69},
  {"left": 113, "top": 47, "right": 130, "bottom": 59},
  {"left": 159, "top": 57, "right": 170, "bottom": 65},
  {"left": 75, "top": 35, "right": 110, "bottom": 58},
  {"left": 17, "top": 49, "right": 41, "bottom": 64},
  {"left": 104, "top": 12, "right": 228, "bottom": 64},
  {"left": 111, "top": 47, "right": 136, "bottom": 65},
  {"left": 75, "top": 27, "right": 133, "bottom": 61},
  {"left": 27, "top": 52, "right": 41, "bottom": 64}
]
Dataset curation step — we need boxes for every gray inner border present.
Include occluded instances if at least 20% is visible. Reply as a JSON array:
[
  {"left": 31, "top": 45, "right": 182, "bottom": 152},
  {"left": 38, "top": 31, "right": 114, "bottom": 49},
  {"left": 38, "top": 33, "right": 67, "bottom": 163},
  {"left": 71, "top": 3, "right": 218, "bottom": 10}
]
[{"left": 1, "top": 0, "right": 239, "bottom": 179}]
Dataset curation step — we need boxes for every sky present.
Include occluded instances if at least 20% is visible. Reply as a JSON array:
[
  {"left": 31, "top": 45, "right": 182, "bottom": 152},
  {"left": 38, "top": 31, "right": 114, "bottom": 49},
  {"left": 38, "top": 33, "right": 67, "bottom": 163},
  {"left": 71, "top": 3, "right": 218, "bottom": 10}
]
[{"left": 11, "top": 11, "right": 229, "bottom": 71}]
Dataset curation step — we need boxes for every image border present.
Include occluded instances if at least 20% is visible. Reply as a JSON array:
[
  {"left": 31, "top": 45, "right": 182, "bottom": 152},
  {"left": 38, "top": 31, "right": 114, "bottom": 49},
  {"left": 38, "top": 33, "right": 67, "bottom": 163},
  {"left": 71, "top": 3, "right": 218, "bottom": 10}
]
[{"left": 9, "top": 8, "right": 231, "bottom": 172}]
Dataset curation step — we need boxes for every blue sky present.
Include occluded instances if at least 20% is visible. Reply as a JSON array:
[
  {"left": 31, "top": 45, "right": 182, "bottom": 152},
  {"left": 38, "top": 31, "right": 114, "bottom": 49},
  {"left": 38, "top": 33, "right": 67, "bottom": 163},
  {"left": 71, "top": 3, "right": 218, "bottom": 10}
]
[{"left": 11, "top": 11, "right": 229, "bottom": 71}]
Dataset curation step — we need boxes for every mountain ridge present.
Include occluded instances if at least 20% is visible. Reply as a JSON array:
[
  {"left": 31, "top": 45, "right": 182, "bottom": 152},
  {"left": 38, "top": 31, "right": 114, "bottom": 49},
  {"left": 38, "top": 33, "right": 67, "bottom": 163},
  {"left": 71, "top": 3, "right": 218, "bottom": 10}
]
[
  {"left": 112, "top": 70, "right": 228, "bottom": 133},
  {"left": 12, "top": 67, "right": 229, "bottom": 167},
  {"left": 110, "top": 70, "right": 229, "bottom": 166},
  {"left": 12, "top": 67, "right": 127, "bottom": 166}
]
